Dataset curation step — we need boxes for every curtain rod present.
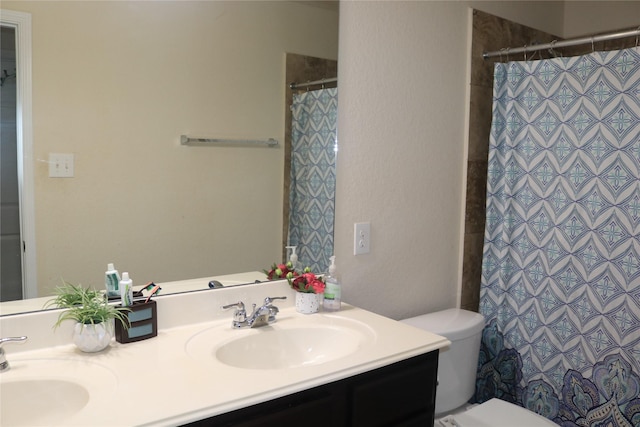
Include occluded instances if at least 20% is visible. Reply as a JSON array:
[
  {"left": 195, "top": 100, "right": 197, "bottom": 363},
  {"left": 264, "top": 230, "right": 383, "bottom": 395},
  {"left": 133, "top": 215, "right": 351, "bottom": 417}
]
[
  {"left": 483, "top": 27, "right": 640, "bottom": 59},
  {"left": 289, "top": 77, "right": 337, "bottom": 89}
]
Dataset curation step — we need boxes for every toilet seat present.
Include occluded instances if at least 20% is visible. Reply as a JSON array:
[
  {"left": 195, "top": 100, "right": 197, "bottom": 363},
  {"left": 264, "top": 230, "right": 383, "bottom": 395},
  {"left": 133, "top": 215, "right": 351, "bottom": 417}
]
[{"left": 451, "top": 398, "right": 556, "bottom": 427}]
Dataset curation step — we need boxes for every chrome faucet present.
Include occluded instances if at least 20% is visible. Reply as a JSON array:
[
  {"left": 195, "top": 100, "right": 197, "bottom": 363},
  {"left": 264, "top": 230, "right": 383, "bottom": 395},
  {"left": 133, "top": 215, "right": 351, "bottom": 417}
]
[
  {"left": 222, "top": 296, "right": 287, "bottom": 328},
  {"left": 0, "top": 336, "right": 28, "bottom": 373}
]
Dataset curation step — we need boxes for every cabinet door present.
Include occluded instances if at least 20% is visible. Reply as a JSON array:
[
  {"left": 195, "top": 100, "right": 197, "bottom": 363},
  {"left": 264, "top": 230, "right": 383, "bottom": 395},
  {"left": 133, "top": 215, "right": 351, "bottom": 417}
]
[{"left": 349, "top": 351, "right": 438, "bottom": 427}]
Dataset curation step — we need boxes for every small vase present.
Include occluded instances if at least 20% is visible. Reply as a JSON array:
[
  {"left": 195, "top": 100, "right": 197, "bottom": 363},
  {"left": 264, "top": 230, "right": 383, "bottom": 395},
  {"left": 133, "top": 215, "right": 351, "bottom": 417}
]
[
  {"left": 73, "top": 321, "right": 113, "bottom": 352},
  {"left": 295, "top": 291, "right": 320, "bottom": 314}
]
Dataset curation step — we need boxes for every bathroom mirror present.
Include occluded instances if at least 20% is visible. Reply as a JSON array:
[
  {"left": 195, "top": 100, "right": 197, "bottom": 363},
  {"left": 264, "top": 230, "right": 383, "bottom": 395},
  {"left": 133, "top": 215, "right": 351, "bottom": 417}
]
[{"left": 0, "top": 0, "right": 338, "bottom": 315}]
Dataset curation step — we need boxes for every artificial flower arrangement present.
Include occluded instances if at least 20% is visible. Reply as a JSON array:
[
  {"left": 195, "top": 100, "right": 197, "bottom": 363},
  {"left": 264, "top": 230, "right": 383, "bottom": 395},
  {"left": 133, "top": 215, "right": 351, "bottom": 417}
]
[
  {"left": 264, "top": 261, "right": 296, "bottom": 280},
  {"left": 286, "top": 268, "right": 326, "bottom": 294},
  {"left": 264, "top": 263, "right": 325, "bottom": 294}
]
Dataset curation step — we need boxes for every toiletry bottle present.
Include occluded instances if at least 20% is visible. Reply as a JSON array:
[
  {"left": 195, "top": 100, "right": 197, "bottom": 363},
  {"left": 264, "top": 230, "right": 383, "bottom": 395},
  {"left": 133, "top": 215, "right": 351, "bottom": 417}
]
[
  {"left": 286, "top": 245, "right": 298, "bottom": 270},
  {"left": 323, "top": 256, "right": 341, "bottom": 311},
  {"left": 105, "top": 263, "right": 121, "bottom": 299},
  {"left": 119, "top": 272, "right": 133, "bottom": 307}
]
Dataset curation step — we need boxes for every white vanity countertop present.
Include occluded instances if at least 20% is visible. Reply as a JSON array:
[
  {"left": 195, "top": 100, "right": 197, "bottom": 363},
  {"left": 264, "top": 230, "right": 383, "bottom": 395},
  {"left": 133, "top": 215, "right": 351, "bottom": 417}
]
[{"left": 0, "top": 280, "right": 450, "bottom": 427}]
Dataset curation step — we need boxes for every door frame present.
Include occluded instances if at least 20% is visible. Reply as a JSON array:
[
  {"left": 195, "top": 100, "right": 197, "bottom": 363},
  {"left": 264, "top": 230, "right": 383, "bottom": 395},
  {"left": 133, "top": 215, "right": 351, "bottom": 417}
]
[{"left": 1, "top": 9, "right": 36, "bottom": 298}]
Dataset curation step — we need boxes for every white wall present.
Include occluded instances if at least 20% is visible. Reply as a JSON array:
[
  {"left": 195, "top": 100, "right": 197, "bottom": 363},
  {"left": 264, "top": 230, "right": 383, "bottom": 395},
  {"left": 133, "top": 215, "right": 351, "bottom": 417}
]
[{"left": 336, "top": 0, "right": 639, "bottom": 320}]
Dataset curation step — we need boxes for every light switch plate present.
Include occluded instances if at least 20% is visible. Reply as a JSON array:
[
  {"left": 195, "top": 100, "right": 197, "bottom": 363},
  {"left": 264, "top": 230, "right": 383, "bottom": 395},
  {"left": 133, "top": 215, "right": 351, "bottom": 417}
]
[
  {"left": 49, "top": 153, "right": 74, "bottom": 178},
  {"left": 354, "top": 222, "right": 371, "bottom": 255}
]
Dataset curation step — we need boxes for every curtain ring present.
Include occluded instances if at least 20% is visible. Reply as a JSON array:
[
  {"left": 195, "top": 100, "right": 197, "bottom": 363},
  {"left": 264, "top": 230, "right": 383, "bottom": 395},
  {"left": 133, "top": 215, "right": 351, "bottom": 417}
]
[
  {"left": 499, "top": 47, "right": 508, "bottom": 62},
  {"left": 591, "top": 36, "right": 595, "bottom": 53},
  {"left": 548, "top": 40, "right": 557, "bottom": 58},
  {"left": 523, "top": 44, "right": 528, "bottom": 61}
]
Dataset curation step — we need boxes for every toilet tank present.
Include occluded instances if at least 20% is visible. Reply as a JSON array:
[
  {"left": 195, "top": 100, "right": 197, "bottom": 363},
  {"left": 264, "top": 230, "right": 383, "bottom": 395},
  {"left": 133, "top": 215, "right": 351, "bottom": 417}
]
[{"left": 401, "top": 308, "right": 485, "bottom": 416}]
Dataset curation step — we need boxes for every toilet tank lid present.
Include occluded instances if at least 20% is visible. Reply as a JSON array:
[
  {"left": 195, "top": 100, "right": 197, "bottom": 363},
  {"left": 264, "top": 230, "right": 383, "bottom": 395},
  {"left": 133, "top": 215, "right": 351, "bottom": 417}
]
[{"left": 401, "top": 308, "right": 485, "bottom": 341}]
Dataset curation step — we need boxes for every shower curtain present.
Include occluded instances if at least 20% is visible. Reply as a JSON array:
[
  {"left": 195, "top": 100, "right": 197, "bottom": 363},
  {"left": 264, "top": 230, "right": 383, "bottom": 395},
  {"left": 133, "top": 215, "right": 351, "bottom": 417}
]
[
  {"left": 289, "top": 87, "right": 337, "bottom": 273},
  {"left": 477, "top": 47, "right": 640, "bottom": 426}
]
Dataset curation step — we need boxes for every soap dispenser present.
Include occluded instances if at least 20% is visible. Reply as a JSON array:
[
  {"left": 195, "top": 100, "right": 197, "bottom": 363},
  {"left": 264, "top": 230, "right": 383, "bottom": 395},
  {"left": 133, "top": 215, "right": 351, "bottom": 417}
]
[
  {"left": 286, "top": 245, "right": 299, "bottom": 270},
  {"left": 323, "top": 256, "right": 341, "bottom": 311}
]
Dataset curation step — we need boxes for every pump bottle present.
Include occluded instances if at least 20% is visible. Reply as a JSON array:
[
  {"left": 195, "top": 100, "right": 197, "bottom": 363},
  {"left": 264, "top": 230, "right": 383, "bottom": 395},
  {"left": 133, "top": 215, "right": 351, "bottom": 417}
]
[
  {"left": 323, "top": 256, "right": 341, "bottom": 311},
  {"left": 286, "top": 245, "right": 299, "bottom": 270}
]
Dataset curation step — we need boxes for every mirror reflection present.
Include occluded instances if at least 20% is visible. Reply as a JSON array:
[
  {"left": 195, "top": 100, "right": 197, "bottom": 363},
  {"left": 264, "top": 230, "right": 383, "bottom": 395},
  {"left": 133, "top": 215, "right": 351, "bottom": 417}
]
[{"left": 0, "top": 0, "right": 338, "bottom": 315}]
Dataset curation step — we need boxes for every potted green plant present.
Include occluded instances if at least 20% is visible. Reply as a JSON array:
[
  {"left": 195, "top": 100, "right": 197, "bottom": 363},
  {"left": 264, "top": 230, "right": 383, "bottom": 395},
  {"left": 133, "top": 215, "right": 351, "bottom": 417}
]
[{"left": 45, "top": 281, "right": 130, "bottom": 352}]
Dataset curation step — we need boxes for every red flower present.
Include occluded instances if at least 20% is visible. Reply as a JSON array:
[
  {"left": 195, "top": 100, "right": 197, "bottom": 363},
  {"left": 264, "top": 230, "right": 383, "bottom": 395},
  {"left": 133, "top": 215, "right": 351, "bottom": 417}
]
[
  {"left": 265, "top": 262, "right": 325, "bottom": 294},
  {"left": 288, "top": 271, "right": 325, "bottom": 294},
  {"left": 264, "top": 262, "right": 296, "bottom": 280}
]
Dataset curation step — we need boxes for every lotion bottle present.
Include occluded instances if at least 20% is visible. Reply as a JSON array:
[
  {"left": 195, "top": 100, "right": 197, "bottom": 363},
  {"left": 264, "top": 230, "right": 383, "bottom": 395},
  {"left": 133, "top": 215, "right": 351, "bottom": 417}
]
[
  {"left": 323, "top": 256, "right": 341, "bottom": 311},
  {"left": 105, "top": 263, "right": 121, "bottom": 298},
  {"left": 119, "top": 272, "right": 133, "bottom": 307}
]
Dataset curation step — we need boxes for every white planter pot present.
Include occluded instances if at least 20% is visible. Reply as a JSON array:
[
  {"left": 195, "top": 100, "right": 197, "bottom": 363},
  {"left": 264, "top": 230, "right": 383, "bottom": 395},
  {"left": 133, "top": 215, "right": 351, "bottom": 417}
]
[
  {"left": 295, "top": 292, "right": 321, "bottom": 314},
  {"left": 73, "top": 322, "right": 113, "bottom": 353}
]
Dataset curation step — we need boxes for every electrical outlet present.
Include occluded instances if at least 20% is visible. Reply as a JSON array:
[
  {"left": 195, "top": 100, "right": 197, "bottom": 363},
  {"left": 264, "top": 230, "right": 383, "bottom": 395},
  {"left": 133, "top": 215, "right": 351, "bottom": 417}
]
[
  {"left": 354, "top": 222, "right": 371, "bottom": 255},
  {"left": 49, "top": 153, "right": 74, "bottom": 178}
]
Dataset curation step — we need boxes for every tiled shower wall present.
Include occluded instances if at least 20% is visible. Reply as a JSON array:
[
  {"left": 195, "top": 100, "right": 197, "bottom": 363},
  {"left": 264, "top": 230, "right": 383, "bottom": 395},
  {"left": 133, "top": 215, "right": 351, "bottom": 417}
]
[{"left": 461, "top": 10, "right": 639, "bottom": 311}]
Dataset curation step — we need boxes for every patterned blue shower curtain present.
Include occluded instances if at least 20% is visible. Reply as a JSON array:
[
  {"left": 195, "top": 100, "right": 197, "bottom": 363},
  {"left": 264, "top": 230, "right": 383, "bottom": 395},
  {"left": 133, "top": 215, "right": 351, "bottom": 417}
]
[
  {"left": 478, "top": 47, "right": 640, "bottom": 426},
  {"left": 289, "top": 87, "right": 337, "bottom": 273}
]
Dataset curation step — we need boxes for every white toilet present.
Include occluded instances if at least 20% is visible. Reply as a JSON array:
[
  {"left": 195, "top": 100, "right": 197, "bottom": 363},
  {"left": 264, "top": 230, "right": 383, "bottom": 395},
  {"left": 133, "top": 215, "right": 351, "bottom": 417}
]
[{"left": 401, "top": 308, "right": 556, "bottom": 426}]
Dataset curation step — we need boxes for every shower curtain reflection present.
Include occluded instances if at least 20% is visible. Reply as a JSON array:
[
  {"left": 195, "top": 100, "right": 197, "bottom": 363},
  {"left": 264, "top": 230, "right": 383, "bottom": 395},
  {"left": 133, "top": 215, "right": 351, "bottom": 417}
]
[{"left": 288, "top": 87, "right": 337, "bottom": 273}]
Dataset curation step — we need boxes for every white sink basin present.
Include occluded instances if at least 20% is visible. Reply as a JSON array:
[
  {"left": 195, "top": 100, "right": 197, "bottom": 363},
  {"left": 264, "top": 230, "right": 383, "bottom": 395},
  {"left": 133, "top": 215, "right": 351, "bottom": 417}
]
[
  {"left": 2, "top": 379, "right": 89, "bottom": 426},
  {"left": 186, "top": 313, "right": 376, "bottom": 370},
  {"left": 0, "top": 358, "right": 118, "bottom": 426}
]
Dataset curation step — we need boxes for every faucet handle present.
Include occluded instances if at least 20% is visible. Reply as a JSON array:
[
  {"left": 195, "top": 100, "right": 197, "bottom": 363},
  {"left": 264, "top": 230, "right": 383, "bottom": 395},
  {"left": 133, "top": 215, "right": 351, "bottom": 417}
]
[
  {"left": 0, "top": 336, "right": 28, "bottom": 348},
  {"left": 0, "top": 336, "right": 27, "bottom": 373},
  {"left": 263, "top": 296, "right": 287, "bottom": 305},
  {"left": 222, "top": 302, "right": 245, "bottom": 311},
  {"left": 222, "top": 302, "right": 247, "bottom": 323},
  {"left": 263, "top": 297, "right": 286, "bottom": 323}
]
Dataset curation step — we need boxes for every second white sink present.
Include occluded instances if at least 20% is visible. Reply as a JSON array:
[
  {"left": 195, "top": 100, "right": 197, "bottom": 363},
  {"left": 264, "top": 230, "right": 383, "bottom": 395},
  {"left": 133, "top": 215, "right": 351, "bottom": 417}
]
[
  {"left": 186, "top": 312, "right": 376, "bottom": 370},
  {"left": 2, "top": 379, "right": 89, "bottom": 426},
  {"left": 0, "top": 358, "right": 118, "bottom": 426}
]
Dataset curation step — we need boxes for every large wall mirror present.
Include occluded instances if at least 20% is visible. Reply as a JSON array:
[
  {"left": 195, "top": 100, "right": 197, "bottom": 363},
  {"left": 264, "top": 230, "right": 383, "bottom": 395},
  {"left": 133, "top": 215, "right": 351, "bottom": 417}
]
[{"left": 0, "top": 1, "right": 338, "bottom": 315}]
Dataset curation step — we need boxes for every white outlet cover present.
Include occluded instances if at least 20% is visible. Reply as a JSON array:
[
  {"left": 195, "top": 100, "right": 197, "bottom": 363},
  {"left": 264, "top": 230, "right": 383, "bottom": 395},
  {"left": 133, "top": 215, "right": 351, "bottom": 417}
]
[
  {"left": 49, "top": 153, "right": 74, "bottom": 178},
  {"left": 354, "top": 222, "right": 371, "bottom": 255}
]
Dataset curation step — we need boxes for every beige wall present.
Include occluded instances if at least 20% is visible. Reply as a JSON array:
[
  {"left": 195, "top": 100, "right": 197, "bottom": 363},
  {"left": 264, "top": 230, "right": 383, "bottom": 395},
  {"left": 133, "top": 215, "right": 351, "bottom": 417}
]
[
  {"left": 563, "top": 1, "right": 640, "bottom": 38},
  {"left": 336, "top": 0, "right": 640, "bottom": 320},
  {"left": 3, "top": 1, "right": 338, "bottom": 295}
]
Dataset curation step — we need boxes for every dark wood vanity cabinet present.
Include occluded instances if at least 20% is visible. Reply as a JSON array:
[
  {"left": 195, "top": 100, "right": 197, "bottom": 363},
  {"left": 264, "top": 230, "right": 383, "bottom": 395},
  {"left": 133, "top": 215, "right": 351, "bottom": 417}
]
[{"left": 184, "top": 350, "right": 438, "bottom": 427}]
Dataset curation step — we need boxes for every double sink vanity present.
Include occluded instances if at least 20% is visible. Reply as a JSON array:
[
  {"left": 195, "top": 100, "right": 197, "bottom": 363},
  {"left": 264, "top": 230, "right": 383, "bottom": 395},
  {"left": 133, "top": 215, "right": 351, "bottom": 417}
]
[{"left": 0, "top": 278, "right": 449, "bottom": 426}]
